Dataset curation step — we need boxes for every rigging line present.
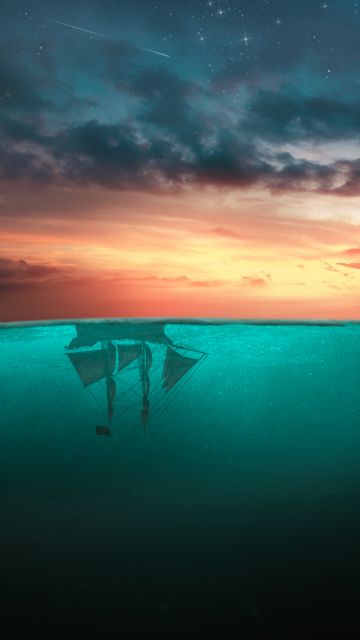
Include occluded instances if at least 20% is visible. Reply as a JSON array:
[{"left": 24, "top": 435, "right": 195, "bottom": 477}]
[
  {"left": 113, "top": 373, "right": 144, "bottom": 402},
  {"left": 149, "top": 385, "right": 163, "bottom": 401},
  {"left": 151, "top": 374, "right": 195, "bottom": 423},
  {"left": 87, "top": 385, "right": 104, "bottom": 411},
  {"left": 119, "top": 379, "right": 143, "bottom": 395},
  {"left": 171, "top": 343, "right": 209, "bottom": 355},
  {"left": 117, "top": 401, "right": 142, "bottom": 416},
  {"left": 148, "top": 373, "right": 165, "bottom": 397},
  {"left": 117, "top": 364, "right": 141, "bottom": 375},
  {"left": 149, "top": 357, "right": 201, "bottom": 413},
  {"left": 148, "top": 355, "right": 163, "bottom": 369},
  {"left": 151, "top": 370, "right": 192, "bottom": 414},
  {"left": 144, "top": 383, "right": 167, "bottom": 415},
  {"left": 98, "top": 379, "right": 106, "bottom": 392},
  {"left": 147, "top": 369, "right": 171, "bottom": 404},
  {"left": 150, "top": 380, "right": 187, "bottom": 423},
  {"left": 127, "top": 378, "right": 144, "bottom": 394},
  {"left": 151, "top": 355, "right": 207, "bottom": 422},
  {"left": 113, "top": 389, "right": 142, "bottom": 407}
]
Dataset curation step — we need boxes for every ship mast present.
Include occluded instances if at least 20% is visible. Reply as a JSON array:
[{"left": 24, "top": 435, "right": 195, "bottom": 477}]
[
  {"left": 96, "top": 339, "right": 115, "bottom": 436},
  {"left": 140, "top": 341, "right": 150, "bottom": 432},
  {"left": 66, "top": 324, "right": 207, "bottom": 436}
]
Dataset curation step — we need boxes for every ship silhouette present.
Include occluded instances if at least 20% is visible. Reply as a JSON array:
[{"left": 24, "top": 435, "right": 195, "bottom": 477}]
[{"left": 65, "top": 322, "right": 208, "bottom": 435}]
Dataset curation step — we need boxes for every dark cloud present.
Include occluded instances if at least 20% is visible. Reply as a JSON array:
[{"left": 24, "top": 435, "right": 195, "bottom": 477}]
[
  {"left": 0, "top": 38, "right": 100, "bottom": 122},
  {"left": 0, "top": 145, "right": 54, "bottom": 182},
  {"left": 3, "top": 3, "right": 360, "bottom": 196},
  {"left": 135, "top": 68, "right": 207, "bottom": 149},
  {"left": 244, "top": 85, "right": 360, "bottom": 143},
  {"left": 0, "top": 42, "right": 53, "bottom": 113},
  {"left": 329, "top": 158, "right": 360, "bottom": 196},
  {"left": 0, "top": 257, "right": 70, "bottom": 291},
  {"left": 1, "top": 112, "right": 360, "bottom": 194}
]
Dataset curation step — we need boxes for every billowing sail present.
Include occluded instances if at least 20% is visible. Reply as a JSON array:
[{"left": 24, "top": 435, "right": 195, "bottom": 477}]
[
  {"left": 67, "top": 342, "right": 116, "bottom": 387},
  {"left": 117, "top": 343, "right": 153, "bottom": 372},
  {"left": 162, "top": 347, "right": 199, "bottom": 392},
  {"left": 117, "top": 344, "right": 142, "bottom": 372}
]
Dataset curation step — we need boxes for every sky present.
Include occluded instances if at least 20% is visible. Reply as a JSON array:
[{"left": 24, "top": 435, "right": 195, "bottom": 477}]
[{"left": 1, "top": 0, "right": 360, "bottom": 320}]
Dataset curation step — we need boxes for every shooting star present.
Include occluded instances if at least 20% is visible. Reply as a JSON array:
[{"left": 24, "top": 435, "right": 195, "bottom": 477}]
[
  {"left": 46, "top": 18, "right": 171, "bottom": 58},
  {"left": 138, "top": 46, "right": 170, "bottom": 59}
]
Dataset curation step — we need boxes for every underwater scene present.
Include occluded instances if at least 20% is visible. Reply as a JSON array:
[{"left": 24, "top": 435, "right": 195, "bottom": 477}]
[{"left": 1, "top": 319, "right": 360, "bottom": 636}]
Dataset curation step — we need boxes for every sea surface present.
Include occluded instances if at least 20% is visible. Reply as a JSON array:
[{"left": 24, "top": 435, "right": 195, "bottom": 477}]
[{"left": 1, "top": 319, "right": 360, "bottom": 636}]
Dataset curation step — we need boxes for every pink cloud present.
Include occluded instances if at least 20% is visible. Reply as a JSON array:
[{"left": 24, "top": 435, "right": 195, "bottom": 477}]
[
  {"left": 341, "top": 248, "right": 360, "bottom": 256},
  {"left": 242, "top": 276, "right": 269, "bottom": 287},
  {"left": 210, "top": 227, "right": 241, "bottom": 239},
  {"left": 191, "top": 280, "right": 223, "bottom": 287},
  {"left": 337, "top": 262, "right": 360, "bottom": 270}
]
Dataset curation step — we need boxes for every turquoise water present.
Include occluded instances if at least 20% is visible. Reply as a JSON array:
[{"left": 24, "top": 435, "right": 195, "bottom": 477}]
[{"left": 1, "top": 320, "right": 360, "bottom": 635}]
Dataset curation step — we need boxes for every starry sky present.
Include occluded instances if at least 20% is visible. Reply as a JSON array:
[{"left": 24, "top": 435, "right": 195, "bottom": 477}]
[{"left": 2, "top": 0, "right": 360, "bottom": 320}]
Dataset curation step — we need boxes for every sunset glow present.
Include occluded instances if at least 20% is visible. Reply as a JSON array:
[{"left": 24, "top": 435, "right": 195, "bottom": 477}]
[{"left": 2, "top": 1, "right": 360, "bottom": 319}]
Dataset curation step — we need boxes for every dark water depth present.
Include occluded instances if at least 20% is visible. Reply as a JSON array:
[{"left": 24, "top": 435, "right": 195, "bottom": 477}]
[{"left": 1, "top": 319, "right": 360, "bottom": 636}]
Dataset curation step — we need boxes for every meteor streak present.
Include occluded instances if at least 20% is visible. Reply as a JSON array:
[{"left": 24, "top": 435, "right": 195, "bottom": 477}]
[
  {"left": 47, "top": 18, "right": 110, "bottom": 38},
  {"left": 46, "top": 18, "right": 171, "bottom": 58}
]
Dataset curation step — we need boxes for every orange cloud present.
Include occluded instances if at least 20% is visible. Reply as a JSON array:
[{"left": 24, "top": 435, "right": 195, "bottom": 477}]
[
  {"left": 337, "top": 262, "right": 360, "bottom": 269},
  {"left": 191, "top": 280, "right": 223, "bottom": 287},
  {"left": 2, "top": 184, "right": 360, "bottom": 320},
  {"left": 341, "top": 248, "right": 360, "bottom": 256},
  {"left": 241, "top": 276, "right": 270, "bottom": 287},
  {"left": 210, "top": 227, "right": 242, "bottom": 239}
]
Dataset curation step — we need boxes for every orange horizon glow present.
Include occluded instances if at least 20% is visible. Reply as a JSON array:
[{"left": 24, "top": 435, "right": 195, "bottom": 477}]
[{"left": 1, "top": 184, "right": 360, "bottom": 321}]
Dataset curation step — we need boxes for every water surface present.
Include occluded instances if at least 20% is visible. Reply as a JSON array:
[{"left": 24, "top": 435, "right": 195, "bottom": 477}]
[{"left": 1, "top": 319, "right": 360, "bottom": 635}]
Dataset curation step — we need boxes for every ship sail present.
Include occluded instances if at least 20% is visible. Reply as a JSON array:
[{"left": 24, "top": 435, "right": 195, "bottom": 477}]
[
  {"left": 162, "top": 346, "right": 199, "bottom": 392},
  {"left": 66, "top": 323, "right": 207, "bottom": 435},
  {"left": 117, "top": 344, "right": 142, "bottom": 372},
  {"left": 67, "top": 342, "right": 116, "bottom": 387}
]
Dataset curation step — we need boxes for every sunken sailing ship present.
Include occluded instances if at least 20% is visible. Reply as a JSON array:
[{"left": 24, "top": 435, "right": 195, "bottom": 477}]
[{"left": 66, "top": 322, "right": 207, "bottom": 435}]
